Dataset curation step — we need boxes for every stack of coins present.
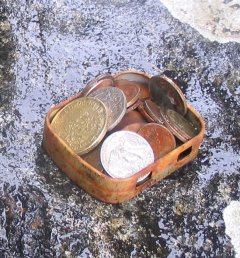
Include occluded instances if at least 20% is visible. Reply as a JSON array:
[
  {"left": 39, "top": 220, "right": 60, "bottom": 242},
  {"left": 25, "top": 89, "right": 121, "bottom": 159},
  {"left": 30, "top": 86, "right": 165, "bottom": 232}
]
[
  {"left": 51, "top": 72, "right": 199, "bottom": 181},
  {"left": 140, "top": 75, "right": 199, "bottom": 143}
]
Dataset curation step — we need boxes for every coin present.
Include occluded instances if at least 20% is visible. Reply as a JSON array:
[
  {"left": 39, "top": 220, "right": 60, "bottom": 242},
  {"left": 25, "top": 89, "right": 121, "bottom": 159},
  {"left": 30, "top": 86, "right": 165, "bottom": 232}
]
[
  {"left": 89, "top": 87, "right": 127, "bottom": 131},
  {"left": 111, "top": 110, "right": 147, "bottom": 133},
  {"left": 82, "top": 73, "right": 114, "bottom": 96},
  {"left": 137, "top": 82, "right": 151, "bottom": 100},
  {"left": 51, "top": 97, "right": 108, "bottom": 155},
  {"left": 115, "top": 79, "right": 140, "bottom": 107},
  {"left": 138, "top": 123, "right": 176, "bottom": 160},
  {"left": 159, "top": 107, "right": 193, "bottom": 142},
  {"left": 114, "top": 71, "right": 151, "bottom": 99},
  {"left": 100, "top": 131, "right": 154, "bottom": 180},
  {"left": 138, "top": 103, "right": 155, "bottom": 123},
  {"left": 149, "top": 75, "right": 187, "bottom": 115},
  {"left": 185, "top": 110, "right": 201, "bottom": 134},
  {"left": 126, "top": 100, "right": 141, "bottom": 113},
  {"left": 81, "top": 139, "right": 104, "bottom": 172},
  {"left": 166, "top": 109, "right": 197, "bottom": 140},
  {"left": 114, "top": 71, "right": 149, "bottom": 85},
  {"left": 143, "top": 99, "right": 165, "bottom": 125}
]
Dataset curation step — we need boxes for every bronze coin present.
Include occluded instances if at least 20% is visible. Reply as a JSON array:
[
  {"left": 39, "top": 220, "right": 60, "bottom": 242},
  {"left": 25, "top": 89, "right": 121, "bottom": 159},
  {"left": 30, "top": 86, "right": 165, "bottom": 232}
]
[
  {"left": 111, "top": 110, "right": 147, "bottom": 133},
  {"left": 166, "top": 109, "right": 197, "bottom": 139},
  {"left": 149, "top": 75, "right": 187, "bottom": 115},
  {"left": 137, "top": 103, "right": 155, "bottom": 123},
  {"left": 114, "top": 71, "right": 151, "bottom": 100},
  {"left": 159, "top": 107, "right": 189, "bottom": 142},
  {"left": 82, "top": 74, "right": 114, "bottom": 96},
  {"left": 114, "top": 71, "right": 150, "bottom": 84},
  {"left": 143, "top": 99, "right": 165, "bottom": 125},
  {"left": 81, "top": 141, "right": 104, "bottom": 172},
  {"left": 126, "top": 100, "right": 141, "bottom": 113},
  {"left": 138, "top": 123, "right": 176, "bottom": 160},
  {"left": 136, "top": 82, "right": 151, "bottom": 100},
  {"left": 115, "top": 80, "right": 140, "bottom": 107}
]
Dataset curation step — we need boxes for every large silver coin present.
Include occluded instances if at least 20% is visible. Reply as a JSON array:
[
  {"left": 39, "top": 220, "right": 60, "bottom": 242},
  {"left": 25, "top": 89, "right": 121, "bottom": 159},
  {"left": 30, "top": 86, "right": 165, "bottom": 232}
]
[
  {"left": 89, "top": 87, "right": 127, "bottom": 131},
  {"left": 100, "top": 131, "right": 154, "bottom": 180}
]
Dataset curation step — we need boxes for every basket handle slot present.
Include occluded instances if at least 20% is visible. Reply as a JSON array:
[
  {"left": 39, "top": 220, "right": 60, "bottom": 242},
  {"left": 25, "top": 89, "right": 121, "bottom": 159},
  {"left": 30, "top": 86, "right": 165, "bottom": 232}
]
[{"left": 177, "top": 146, "right": 192, "bottom": 161}]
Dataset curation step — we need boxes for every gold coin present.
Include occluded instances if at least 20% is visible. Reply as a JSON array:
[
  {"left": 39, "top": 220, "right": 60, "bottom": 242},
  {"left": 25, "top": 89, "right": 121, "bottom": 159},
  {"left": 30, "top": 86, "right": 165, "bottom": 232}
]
[{"left": 51, "top": 97, "right": 108, "bottom": 155}]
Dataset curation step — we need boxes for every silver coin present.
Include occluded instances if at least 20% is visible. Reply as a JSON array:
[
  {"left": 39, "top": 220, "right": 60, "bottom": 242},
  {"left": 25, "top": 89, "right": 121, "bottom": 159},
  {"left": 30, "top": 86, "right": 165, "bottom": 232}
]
[
  {"left": 100, "top": 131, "right": 154, "bottom": 181},
  {"left": 89, "top": 87, "right": 127, "bottom": 131}
]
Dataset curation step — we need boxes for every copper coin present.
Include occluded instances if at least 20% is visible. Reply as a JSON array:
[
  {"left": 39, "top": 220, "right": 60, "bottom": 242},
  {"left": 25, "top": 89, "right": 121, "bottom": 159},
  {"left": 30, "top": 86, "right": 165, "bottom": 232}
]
[
  {"left": 138, "top": 123, "right": 176, "bottom": 160},
  {"left": 138, "top": 103, "right": 155, "bottom": 123},
  {"left": 89, "top": 87, "right": 127, "bottom": 131},
  {"left": 149, "top": 75, "right": 187, "bottom": 115},
  {"left": 143, "top": 99, "right": 165, "bottom": 125},
  {"left": 81, "top": 141, "right": 104, "bottom": 172},
  {"left": 114, "top": 71, "right": 151, "bottom": 100},
  {"left": 166, "top": 109, "right": 197, "bottom": 140},
  {"left": 136, "top": 82, "right": 151, "bottom": 100},
  {"left": 126, "top": 100, "right": 141, "bottom": 113},
  {"left": 111, "top": 110, "right": 147, "bottom": 133},
  {"left": 115, "top": 80, "right": 140, "bottom": 107},
  {"left": 159, "top": 107, "right": 189, "bottom": 142},
  {"left": 82, "top": 73, "right": 114, "bottom": 96},
  {"left": 114, "top": 71, "right": 149, "bottom": 85}
]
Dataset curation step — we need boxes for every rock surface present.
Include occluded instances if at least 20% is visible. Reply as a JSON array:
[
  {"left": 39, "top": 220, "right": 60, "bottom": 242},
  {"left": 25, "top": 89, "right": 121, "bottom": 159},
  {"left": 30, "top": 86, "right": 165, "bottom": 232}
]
[
  {"left": 0, "top": 0, "right": 239, "bottom": 257},
  {"left": 160, "top": 0, "right": 240, "bottom": 43},
  {"left": 223, "top": 201, "right": 240, "bottom": 258}
]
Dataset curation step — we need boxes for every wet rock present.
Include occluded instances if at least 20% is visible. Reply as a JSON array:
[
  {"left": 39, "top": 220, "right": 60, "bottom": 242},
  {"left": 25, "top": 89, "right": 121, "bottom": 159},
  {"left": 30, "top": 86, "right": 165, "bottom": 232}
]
[
  {"left": 0, "top": 0, "right": 239, "bottom": 257},
  {"left": 0, "top": 184, "right": 53, "bottom": 257}
]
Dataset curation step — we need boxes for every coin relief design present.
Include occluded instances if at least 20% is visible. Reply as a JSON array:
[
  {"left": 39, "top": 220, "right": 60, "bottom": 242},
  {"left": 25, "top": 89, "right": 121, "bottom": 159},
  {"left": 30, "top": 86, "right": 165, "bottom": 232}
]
[
  {"left": 160, "top": 107, "right": 189, "bottom": 142},
  {"left": 100, "top": 131, "right": 154, "bottom": 180},
  {"left": 166, "top": 109, "right": 197, "bottom": 138},
  {"left": 51, "top": 97, "right": 108, "bottom": 155},
  {"left": 89, "top": 87, "right": 127, "bottom": 131}
]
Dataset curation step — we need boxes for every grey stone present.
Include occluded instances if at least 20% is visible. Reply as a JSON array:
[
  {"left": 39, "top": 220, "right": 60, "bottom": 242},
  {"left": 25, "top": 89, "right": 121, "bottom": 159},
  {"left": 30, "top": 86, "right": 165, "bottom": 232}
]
[{"left": 0, "top": 0, "right": 239, "bottom": 257}]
